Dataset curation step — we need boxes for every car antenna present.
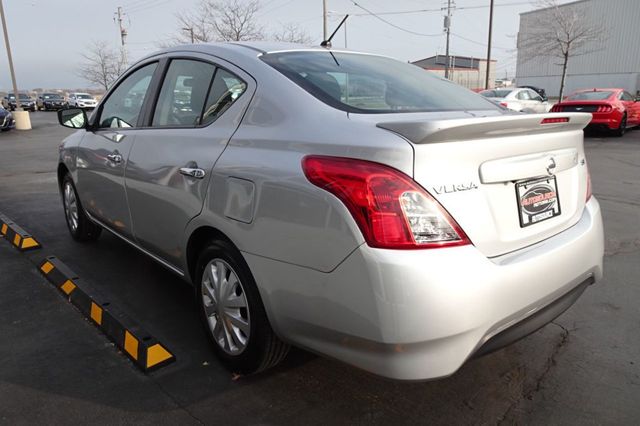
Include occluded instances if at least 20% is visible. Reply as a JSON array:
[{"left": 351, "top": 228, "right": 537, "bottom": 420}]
[{"left": 321, "top": 14, "right": 349, "bottom": 48}]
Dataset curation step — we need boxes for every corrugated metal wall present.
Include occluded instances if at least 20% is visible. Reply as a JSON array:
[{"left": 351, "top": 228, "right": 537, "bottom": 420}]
[{"left": 515, "top": 0, "right": 640, "bottom": 97}]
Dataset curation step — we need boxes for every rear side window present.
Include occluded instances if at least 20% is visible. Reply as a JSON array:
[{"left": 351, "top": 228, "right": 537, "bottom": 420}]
[
  {"left": 153, "top": 59, "right": 216, "bottom": 127},
  {"left": 261, "top": 51, "right": 498, "bottom": 113},
  {"left": 201, "top": 69, "right": 247, "bottom": 126}
]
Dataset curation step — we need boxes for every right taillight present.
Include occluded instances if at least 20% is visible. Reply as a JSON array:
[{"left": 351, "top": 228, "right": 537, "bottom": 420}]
[{"left": 302, "top": 155, "right": 470, "bottom": 249}]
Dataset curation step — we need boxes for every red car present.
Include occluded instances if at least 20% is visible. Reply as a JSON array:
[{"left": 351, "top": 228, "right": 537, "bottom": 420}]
[{"left": 550, "top": 88, "right": 640, "bottom": 136}]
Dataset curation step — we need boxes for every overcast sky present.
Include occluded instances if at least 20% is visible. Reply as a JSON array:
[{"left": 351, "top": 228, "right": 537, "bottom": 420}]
[{"left": 0, "top": 0, "right": 570, "bottom": 90}]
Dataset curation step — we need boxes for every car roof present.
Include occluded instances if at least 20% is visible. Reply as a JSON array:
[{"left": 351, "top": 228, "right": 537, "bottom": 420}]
[{"left": 573, "top": 88, "right": 621, "bottom": 93}]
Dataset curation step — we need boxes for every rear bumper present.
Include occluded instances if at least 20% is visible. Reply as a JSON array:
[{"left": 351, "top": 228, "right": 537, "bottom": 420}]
[
  {"left": 588, "top": 113, "right": 622, "bottom": 130},
  {"left": 245, "top": 198, "right": 604, "bottom": 380}
]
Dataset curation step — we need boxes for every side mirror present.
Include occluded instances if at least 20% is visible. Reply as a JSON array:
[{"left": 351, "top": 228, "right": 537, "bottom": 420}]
[{"left": 58, "top": 108, "right": 88, "bottom": 129}]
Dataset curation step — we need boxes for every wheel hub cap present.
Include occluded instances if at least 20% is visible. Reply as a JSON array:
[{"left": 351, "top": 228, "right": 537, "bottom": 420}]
[
  {"left": 201, "top": 259, "right": 250, "bottom": 355},
  {"left": 63, "top": 182, "right": 78, "bottom": 232}
]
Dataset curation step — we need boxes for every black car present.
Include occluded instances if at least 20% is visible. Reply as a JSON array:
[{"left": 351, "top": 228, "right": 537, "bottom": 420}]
[
  {"left": 520, "top": 85, "right": 548, "bottom": 102},
  {"left": 0, "top": 107, "right": 15, "bottom": 131},
  {"left": 37, "top": 93, "right": 68, "bottom": 111},
  {"left": 2, "top": 93, "right": 36, "bottom": 112}
]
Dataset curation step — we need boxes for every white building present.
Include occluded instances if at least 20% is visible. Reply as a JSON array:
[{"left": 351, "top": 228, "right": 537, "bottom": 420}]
[{"left": 516, "top": 0, "right": 640, "bottom": 98}]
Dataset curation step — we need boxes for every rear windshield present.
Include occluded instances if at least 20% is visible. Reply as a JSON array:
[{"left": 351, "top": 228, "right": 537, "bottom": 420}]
[
  {"left": 480, "top": 89, "right": 512, "bottom": 98},
  {"left": 566, "top": 91, "right": 613, "bottom": 101},
  {"left": 261, "top": 51, "right": 498, "bottom": 113}
]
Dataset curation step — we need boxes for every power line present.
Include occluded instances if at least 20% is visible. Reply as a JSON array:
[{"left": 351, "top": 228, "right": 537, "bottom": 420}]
[
  {"left": 349, "top": 1, "right": 442, "bottom": 37},
  {"left": 451, "top": 32, "right": 511, "bottom": 50},
  {"left": 347, "top": 1, "right": 532, "bottom": 17}
]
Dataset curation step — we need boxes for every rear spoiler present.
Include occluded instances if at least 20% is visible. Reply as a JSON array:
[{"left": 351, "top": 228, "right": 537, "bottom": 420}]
[{"left": 376, "top": 113, "right": 592, "bottom": 145}]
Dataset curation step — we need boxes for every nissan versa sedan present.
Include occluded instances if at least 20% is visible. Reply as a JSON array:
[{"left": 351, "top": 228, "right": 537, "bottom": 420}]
[{"left": 56, "top": 42, "right": 604, "bottom": 380}]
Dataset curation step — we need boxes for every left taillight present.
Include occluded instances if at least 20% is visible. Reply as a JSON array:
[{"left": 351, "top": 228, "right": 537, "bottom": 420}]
[{"left": 301, "top": 155, "right": 470, "bottom": 250}]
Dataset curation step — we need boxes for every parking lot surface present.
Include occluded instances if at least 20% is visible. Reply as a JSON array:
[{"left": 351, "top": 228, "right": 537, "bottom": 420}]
[{"left": 1, "top": 113, "right": 639, "bottom": 425}]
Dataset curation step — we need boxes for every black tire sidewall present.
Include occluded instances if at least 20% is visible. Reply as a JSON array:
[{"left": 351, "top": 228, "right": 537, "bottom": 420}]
[{"left": 195, "top": 240, "right": 273, "bottom": 374}]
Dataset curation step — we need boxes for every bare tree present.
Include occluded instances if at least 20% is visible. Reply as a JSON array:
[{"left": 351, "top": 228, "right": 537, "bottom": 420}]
[
  {"left": 518, "top": 0, "right": 606, "bottom": 99},
  {"left": 77, "top": 41, "right": 126, "bottom": 91},
  {"left": 173, "top": 0, "right": 264, "bottom": 44},
  {"left": 272, "top": 23, "right": 313, "bottom": 44}
]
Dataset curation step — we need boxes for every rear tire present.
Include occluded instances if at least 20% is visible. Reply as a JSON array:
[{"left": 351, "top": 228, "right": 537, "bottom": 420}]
[
  {"left": 61, "top": 174, "right": 102, "bottom": 242},
  {"left": 613, "top": 113, "right": 627, "bottom": 137},
  {"left": 195, "top": 240, "right": 289, "bottom": 375}
]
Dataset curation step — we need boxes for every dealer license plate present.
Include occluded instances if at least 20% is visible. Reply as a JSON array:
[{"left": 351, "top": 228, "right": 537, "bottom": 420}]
[{"left": 516, "top": 176, "right": 561, "bottom": 227}]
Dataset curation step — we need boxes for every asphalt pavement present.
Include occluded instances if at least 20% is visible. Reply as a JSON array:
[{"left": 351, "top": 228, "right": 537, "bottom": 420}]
[{"left": 0, "top": 112, "right": 638, "bottom": 425}]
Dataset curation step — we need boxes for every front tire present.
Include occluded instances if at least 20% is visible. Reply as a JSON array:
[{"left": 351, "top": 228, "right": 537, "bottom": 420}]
[
  {"left": 61, "top": 174, "right": 102, "bottom": 241},
  {"left": 196, "top": 240, "right": 289, "bottom": 375}
]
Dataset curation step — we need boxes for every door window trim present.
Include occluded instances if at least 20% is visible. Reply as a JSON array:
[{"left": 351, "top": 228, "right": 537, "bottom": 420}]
[{"left": 141, "top": 55, "right": 249, "bottom": 130}]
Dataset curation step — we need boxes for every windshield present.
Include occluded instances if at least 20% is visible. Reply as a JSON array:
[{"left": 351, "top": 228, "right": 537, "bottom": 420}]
[
  {"left": 43, "top": 94, "right": 63, "bottom": 99},
  {"left": 8, "top": 94, "right": 30, "bottom": 99},
  {"left": 261, "top": 51, "right": 498, "bottom": 113},
  {"left": 77, "top": 94, "right": 93, "bottom": 99},
  {"left": 566, "top": 91, "right": 614, "bottom": 101},
  {"left": 480, "top": 89, "right": 512, "bottom": 98}
]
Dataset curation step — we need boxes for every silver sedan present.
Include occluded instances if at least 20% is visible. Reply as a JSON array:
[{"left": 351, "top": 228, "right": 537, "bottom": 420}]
[{"left": 56, "top": 42, "right": 603, "bottom": 380}]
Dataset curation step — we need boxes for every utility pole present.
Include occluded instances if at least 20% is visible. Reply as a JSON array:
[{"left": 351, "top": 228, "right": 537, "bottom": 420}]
[
  {"left": 115, "top": 6, "right": 128, "bottom": 66},
  {"left": 0, "top": 0, "right": 20, "bottom": 111},
  {"left": 322, "top": 0, "right": 328, "bottom": 41},
  {"left": 444, "top": 0, "right": 452, "bottom": 80},
  {"left": 485, "top": 0, "right": 494, "bottom": 89},
  {"left": 183, "top": 26, "right": 195, "bottom": 43}
]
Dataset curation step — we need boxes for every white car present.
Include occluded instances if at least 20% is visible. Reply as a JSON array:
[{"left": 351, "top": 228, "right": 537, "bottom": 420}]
[
  {"left": 67, "top": 93, "right": 98, "bottom": 109},
  {"left": 481, "top": 88, "right": 550, "bottom": 113}
]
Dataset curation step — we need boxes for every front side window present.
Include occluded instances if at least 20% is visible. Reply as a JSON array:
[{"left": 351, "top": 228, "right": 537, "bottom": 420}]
[
  {"left": 99, "top": 62, "right": 157, "bottom": 129},
  {"left": 152, "top": 59, "right": 216, "bottom": 127},
  {"left": 261, "top": 51, "right": 498, "bottom": 113}
]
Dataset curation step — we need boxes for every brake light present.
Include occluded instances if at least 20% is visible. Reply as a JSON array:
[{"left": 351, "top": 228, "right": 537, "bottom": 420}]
[
  {"left": 302, "top": 156, "right": 470, "bottom": 249},
  {"left": 551, "top": 105, "right": 564, "bottom": 112},
  {"left": 541, "top": 117, "right": 569, "bottom": 124},
  {"left": 499, "top": 102, "right": 508, "bottom": 108},
  {"left": 596, "top": 105, "right": 612, "bottom": 113}
]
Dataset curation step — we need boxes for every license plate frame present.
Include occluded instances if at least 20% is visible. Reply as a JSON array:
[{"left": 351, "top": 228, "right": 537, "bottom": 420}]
[{"left": 516, "top": 176, "right": 561, "bottom": 228}]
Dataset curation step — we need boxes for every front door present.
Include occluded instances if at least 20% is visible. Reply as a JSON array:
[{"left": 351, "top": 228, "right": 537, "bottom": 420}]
[
  {"left": 76, "top": 62, "right": 158, "bottom": 239},
  {"left": 125, "top": 56, "right": 254, "bottom": 267}
]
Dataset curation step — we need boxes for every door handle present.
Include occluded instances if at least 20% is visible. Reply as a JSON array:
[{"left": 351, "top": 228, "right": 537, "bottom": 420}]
[
  {"left": 180, "top": 167, "right": 206, "bottom": 179},
  {"left": 107, "top": 153, "right": 123, "bottom": 164}
]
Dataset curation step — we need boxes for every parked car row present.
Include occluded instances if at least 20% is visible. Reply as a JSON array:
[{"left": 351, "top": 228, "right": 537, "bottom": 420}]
[
  {"left": 480, "top": 85, "right": 639, "bottom": 136},
  {"left": 1, "top": 92, "right": 98, "bottom": 112}
]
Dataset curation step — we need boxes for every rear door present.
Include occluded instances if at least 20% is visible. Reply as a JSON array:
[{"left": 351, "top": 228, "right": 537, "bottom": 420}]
[
  {"left": 373, "top": 112, "right": 592, "bottom": 257},
  {"left": 125, "top": 54, "right": 255, "bottom": 267}
]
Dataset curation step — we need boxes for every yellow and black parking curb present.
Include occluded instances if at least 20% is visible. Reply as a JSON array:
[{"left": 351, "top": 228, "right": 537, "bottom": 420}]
[
  {"left": 38, "top": 256, "right": 175, "bottom": 372},
  {"left": 0, "top": 213, "right": 41, "bottom": 251}
]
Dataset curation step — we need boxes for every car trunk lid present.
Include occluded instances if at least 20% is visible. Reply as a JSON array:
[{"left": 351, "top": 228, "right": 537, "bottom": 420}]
[{"left": 368, "top": 112, "right": 592, "bottom": 257}]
